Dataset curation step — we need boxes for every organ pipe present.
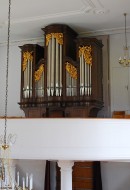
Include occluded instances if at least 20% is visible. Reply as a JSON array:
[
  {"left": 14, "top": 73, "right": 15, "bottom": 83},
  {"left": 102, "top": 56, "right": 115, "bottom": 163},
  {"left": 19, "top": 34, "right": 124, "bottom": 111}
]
[
  {"left": 46, "top": 33, "right": 63, "bottom": 97},
  {"left": 79, "top": 46, "right": 92, "bottom": 96},
  {"left": 22, "top": 51, "right": 33, "bottom": 98}
]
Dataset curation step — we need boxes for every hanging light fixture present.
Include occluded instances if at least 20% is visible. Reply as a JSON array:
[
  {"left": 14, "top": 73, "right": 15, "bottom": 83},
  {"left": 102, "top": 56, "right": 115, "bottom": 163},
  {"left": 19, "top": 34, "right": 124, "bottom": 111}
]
[
  {"left": 0, "top": 0, "right": 16, "bottom": 188},
  {"left": 0, "top": 1, "right": 34, "bottom": 189},
  {"left": 119, "top": 13, "right": 130, "bottom": 66}
]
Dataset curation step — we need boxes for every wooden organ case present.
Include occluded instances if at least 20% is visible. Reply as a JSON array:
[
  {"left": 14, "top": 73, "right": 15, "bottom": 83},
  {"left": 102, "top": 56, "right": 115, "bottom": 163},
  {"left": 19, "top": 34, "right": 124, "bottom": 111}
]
[{"left": 19, "top": 24, "right": 103, "bottom": 190}]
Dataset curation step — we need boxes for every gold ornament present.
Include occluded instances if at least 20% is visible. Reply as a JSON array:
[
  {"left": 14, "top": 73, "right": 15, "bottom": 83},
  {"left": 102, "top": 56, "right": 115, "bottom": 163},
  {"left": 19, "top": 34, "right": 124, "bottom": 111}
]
[
  {"left": 65, "top": 62, "right": 77, "bottom": 79},
  {"left": 35, "top": 64, "right": 44, "bottom": 81},
  {"left": 22, "top": 51, "right": 33, "bottom": 71},
  {"left": 79, "top": 46, "right": 92, "bottom": 65},
  {"left": 46, "top": 33, "right": 63, "bottom": 46}
]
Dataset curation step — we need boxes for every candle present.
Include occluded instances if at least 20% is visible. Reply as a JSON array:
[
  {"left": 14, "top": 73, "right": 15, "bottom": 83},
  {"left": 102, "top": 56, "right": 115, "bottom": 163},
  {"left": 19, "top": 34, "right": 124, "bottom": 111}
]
[
  {"left": 12, "top": 182, "right": 15, "bottom": 190},
  {"left": 29, "top": 174, "right": 33, "bottom": 190},
  {"left": 26, "top": 173, "right": 29, "bottom": 188},
  {"left": 22, "top": 177, "right": 25, "bottom": 189},
  {"left": 17, "top": 172, "right": 19, "bottom": 186}
]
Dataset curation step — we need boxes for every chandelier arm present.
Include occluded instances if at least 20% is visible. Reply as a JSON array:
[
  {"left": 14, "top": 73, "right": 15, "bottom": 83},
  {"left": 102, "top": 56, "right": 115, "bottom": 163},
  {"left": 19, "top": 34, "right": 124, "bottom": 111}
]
[{"left": 4, "top": 0, "right": 11, "bottom": 146}]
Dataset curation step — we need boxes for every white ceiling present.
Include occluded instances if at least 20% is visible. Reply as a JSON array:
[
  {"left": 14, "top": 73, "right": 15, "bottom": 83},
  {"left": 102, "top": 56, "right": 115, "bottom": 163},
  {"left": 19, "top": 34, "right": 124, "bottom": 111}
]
[{"left": 0, "top": 0, "right": 130, "bottom": 44}]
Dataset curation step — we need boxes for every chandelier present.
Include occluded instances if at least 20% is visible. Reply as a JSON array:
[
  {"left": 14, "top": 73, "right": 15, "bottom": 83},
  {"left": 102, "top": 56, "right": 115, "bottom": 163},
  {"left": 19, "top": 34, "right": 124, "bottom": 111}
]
[
  {"left": 119, "top": 13, "right": 130, "bottom": 66},
  {"left": 0, "top": 1, "right": 33, "bottom": 190}
]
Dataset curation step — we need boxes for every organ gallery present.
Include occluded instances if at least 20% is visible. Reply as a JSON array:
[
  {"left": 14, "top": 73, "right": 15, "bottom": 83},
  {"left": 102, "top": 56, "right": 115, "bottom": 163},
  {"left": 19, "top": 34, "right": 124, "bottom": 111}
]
[{"left": 19, "top": 23, "right": 103, "bottom": 190}]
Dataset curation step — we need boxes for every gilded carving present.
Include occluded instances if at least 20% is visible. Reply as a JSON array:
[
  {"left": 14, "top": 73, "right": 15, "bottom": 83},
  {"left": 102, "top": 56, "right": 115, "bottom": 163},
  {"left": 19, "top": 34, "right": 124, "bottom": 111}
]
[
  {"left": 35, "top": 64, "right": 44, "bottom": 81},
  {"left": 46, "top": 34, "right": 52, "bottom": 46},
  {"left": 79, "top": 46, "right": 92, "bottom": 65},
  {"left": 65, "top": 62, "right": 77, "bottom": 80},
  {"left": 22, "top": 51, "right": 33, "bottom": 71},
  {"left": 46, "top": 33, "right": 63, "bottom": 46}
]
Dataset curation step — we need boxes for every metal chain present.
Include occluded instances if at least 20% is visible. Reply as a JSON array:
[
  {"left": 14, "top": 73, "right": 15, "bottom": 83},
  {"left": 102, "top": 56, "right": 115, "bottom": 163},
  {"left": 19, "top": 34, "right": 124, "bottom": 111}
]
[
  {"left": 4, "top": 0, "right": 11, "bottom": 145},
  {"left": 124, "top": 13, "right": 127, "bottom": 48}
]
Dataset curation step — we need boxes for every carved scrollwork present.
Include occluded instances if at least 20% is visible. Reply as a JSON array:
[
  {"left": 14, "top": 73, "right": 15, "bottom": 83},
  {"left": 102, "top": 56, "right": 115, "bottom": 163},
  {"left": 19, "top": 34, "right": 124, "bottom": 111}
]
[
  {"left": 35, "top": 64, "right": 44, "bottom": 82},
  {"left": 46, "top": 33, "right": 63, "bottom": 46},
  {"left": 79, "top": 46, "right": 92, "bottom": 65},
  {"left": 65, "top": 62, "right": 77, "bottom": 80},
  {"left": 22, "top": 51, "right": 33, "bottom": 71}
]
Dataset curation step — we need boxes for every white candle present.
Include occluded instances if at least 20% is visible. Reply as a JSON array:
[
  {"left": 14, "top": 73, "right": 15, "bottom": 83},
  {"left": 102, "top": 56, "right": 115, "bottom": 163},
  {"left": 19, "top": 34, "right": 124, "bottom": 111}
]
[
  {"left": 22, "top": 177, "right": 25, "bottom": 189},
  {"left": 29, "top": 174, "right": 33, "bottom": 190},
  {"left": 26, "top": 173, "right": 29, "bottom": 188},
  {"left": 12, "top": 182, "right": 15, "bottom": 190},
  {"left": 17, "top": 172, "right": 19, "bottom": 186}
]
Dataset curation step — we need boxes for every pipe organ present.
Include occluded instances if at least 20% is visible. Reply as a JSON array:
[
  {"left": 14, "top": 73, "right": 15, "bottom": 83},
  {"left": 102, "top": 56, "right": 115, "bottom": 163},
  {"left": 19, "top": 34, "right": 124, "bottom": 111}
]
[{"left": 19, "top": 24, "right": 103, "bottom": 118}]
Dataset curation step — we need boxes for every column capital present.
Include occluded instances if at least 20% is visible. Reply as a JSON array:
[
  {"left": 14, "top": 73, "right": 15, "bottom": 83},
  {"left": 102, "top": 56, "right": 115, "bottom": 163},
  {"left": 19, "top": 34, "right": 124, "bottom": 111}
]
[
  {"left": 57, "top": 160, "right": 74, "bottom": 170},
  {"left": 57, "top": 160, "right": 74, "bottom": 190}
]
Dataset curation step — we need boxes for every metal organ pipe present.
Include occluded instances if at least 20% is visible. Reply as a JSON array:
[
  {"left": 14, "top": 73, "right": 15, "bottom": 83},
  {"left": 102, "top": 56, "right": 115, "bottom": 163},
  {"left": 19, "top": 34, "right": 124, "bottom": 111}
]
[
  {"left": 56, "top": 40, "right": 59, "bottom": 96},
  {"left": 30, "top": 60, "right": 32, "bottom": 98},
  {"left": 38, "top": 73, "right": 44, "bottom": 97},
  {"left": 23, "top": 66, "right": 27, "bottom": 98},
  {"left": 71, "top": 78, "right": 74, "bottom": 96},
  {"left": 51, "top": 37, "right": 55, "bottom": 96},
  {"left": 80, "top": 56, "right": 82, "bottom": 95},
  {"left": 82, "top": 54, "right": 84, "bottom": 94},
  {"left": 27, "top": 60, "right": 30, "bottom": 98},
  {"left": 88, "top": 64, "right": 90, "bottom": 96},
  {"left": 85, "top": 60, "right": 87, "bottom": 95},
  {"left": 60, "top": 44, "right": 62, "bottom": 96},
  {"left": 80, "top": 54, "right": 85, "bottom": 96},
  {"left": 47, "top": 40, "right": 51, "bottom": 96},
  {"left": 35, "top": 64, "right": 44, "bottom": 98},
  {"left": 89, "top": 65, "right": 92, "bottom": 95},
  {"left": 42, "top": 72, "right": 44, "bottom": 96}
]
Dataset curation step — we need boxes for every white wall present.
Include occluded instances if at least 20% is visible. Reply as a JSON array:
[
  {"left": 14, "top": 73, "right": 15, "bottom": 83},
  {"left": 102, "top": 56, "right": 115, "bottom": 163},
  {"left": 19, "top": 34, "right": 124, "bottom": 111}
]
[
  {"left": 103, "top": 31, "right": 130, "bottom": 190},
  {"left": 0, "top": 44, "right": 25, "bottom": 117},
  {"left": 110, "top": 32, "right": 130, "bottom": 114},
  {"left": 101, "top": 162, "right": 130, "bottom": 190}
]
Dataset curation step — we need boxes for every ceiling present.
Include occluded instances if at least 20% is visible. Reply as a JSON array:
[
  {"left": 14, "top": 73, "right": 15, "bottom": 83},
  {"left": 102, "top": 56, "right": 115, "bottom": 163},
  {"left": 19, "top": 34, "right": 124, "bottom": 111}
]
[{"left": 0, "top": 0, "right": 130, "bottom": 44}]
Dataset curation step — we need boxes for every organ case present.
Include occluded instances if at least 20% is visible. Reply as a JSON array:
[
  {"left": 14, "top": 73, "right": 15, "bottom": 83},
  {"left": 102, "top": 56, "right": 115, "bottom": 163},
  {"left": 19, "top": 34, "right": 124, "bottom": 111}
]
[{"left": 19, "top": 24, "right": 103, "bottom": 118}]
